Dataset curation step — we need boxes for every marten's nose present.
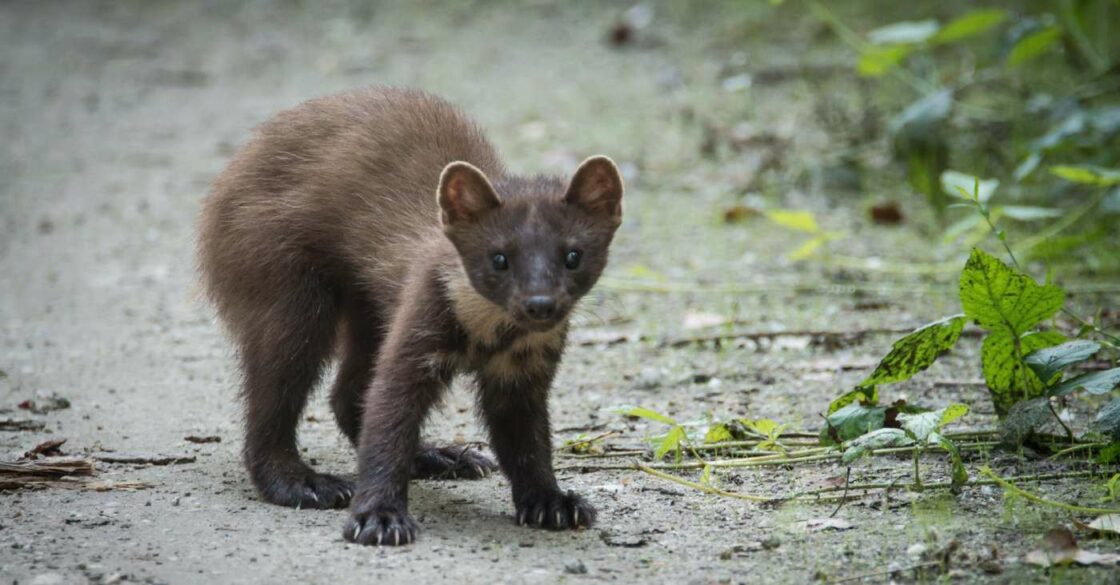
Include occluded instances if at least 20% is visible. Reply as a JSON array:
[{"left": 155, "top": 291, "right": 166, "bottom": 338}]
[{"left": 523, "top": 296, "right": 557, "bottom": 321}]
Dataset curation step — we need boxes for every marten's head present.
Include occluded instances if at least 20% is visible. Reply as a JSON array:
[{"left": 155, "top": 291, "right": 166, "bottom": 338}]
[{"left": 438, "top": 156, "right": 623, "bottom": 332}]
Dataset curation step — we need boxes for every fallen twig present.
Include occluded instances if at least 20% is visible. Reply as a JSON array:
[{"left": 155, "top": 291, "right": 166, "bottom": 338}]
[
  {"left": 0, "top": 457, "right": 94, "bottom": 477},
  {"left": 93, "top": 452, "right": 196, "bottom": 466},
  {"left": 0, "top": 419, "right": 46, "bottom": 432}
]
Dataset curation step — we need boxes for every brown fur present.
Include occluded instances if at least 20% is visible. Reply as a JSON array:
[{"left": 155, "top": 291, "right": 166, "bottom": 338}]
[{"left": 197, "top": 87, "right": 622, "bottom": 546}]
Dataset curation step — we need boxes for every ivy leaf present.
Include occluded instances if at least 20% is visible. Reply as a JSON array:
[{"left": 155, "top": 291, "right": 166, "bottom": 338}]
[
  {"left": 841, "top": 428, "right": 914, "bottom": 464},
  {"left": 860, "top": 315, "right": 967, "bottom": 388},
  {"left": 982, "top": 330, "right": 1065, "bottom": 415},
  {"left": 898, "top": 404, "right": 969, "bottom": 442},
  {"left": 623, "top": 407, "right": 677, "bottom": 425},
  {"left": 1097, "top": 398, "right": 1120, "bottom": 441},
  {"left": 1025, "top": 340, "right": 1101, "bottom": 383},
  {"left": 820, "top": 402, "right": 888, "bottom": 446},
  {"left": 1050, "top": 368, "right": 1120, "bottom": 397},
  {"left": 960, "top": 248, "right": 1064, "bottom": 335},
  {"left": 928, "top": 431, "right": 969, "bottom": 489},
  {"left": 932, "top": 9, "right": 1007, "bottom": 44}
]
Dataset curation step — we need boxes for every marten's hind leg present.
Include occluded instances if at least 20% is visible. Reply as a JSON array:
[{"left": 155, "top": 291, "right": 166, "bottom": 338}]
[
  {"left": 330, "top": 297, "right": 384, "bottom": 446},
  {"left": 238, "top": 270, "right": 352, "bottom": 510}
]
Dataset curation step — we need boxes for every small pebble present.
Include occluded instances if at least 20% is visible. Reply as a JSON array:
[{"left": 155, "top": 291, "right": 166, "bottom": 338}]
[{"left": 564, "top": 560, "right": 588, "bottom": 575}]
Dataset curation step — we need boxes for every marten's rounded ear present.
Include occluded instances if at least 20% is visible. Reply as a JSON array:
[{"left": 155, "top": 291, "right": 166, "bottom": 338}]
[
  {"left": 437, "top": 162, "right": 502, "bottom": 227},
  {"left": 564, "top": 156, "right": 624, "bottom": 225}
]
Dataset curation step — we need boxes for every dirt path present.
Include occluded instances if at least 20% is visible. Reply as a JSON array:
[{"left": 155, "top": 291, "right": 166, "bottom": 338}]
[{"left": 2, "top": 2, "right": 1116, "bottom": 584}]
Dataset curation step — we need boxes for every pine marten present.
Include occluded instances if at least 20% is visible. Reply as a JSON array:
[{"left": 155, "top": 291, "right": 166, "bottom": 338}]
[{"left": 197, "top": 87, "right": 623, "bottom": 546}]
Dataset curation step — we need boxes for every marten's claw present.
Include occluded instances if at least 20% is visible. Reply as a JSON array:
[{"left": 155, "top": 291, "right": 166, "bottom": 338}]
[
  {"left": 344, "top": 503, "right": 418, "bottom": 546},
  {"left": 515, "top": 489, "right": 596, "bottom": 531}
]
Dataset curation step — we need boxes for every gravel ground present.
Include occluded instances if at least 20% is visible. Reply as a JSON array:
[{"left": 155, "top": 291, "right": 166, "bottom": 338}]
[{"left": 2, "top": 2, "right": 1118, "bottom": 584}]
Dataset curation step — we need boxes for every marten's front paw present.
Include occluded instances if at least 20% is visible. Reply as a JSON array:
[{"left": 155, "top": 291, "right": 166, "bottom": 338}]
[
  {"left": 343, "top": 502, "right": 418, "bottom": 546},
  {"left": 515, "top": 490, "right": 596, "bottom": 530}
]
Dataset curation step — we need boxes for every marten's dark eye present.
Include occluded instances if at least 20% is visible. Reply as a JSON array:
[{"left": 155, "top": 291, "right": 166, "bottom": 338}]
[
  {"left": 564, "top": 250, "right": 582, "bottom": 270},
  {"left": 492, "top": 253, "right": 509, "bottom": 271}
]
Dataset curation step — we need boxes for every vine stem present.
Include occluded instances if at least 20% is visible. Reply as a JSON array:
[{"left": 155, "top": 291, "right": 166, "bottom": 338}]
[
  {"left": 634, "top": 464, "right": 775, "bottom": 503},
  {"left": 978, "top": 466, "right": 1120, "bottom": 515},
  {"left": 635, "top": 464, "right": 1111, "bottom": 505}
]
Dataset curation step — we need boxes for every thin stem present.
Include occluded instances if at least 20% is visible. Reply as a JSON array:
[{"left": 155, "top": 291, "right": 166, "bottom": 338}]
[
  {"left": 979, "top": 466, "right": 1120, "bottom": 515},
  {"left": 1047, "top": 442, "right": 1108, "bottom": 460},
  {"left": 911, "top": 449, "right": 923, "bottom": 491},
  {"left": 634, "top": 464, "right": 775, "bottom": 503},
  {"left": 553, "top": 430, "right": 618, "bottom": 453},
  {"left": 1046, "top": 400, "right": 1074, "bottom": 443}
]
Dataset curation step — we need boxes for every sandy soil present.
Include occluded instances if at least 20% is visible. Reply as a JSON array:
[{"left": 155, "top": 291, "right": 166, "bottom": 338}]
[{"left": 2, "top": 2, "right": 1117, "bottom": 584}]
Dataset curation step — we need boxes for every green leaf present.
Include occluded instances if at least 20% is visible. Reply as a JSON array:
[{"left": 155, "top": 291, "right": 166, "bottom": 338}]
[
  {"left": 868, "top": 20, "right": 939, "bottom": 45},
  {"left": 959, "top": 248, "right": 1065, "bottom": 335},
  {"left": 699, "top": 464, "right": 715, "bottom": 486},
  {"left": 939, "top": 403, "right": 970, "bottom": 426},
  {"left": 932, "top": 9, "right": 1007, "bottom": 44},
  {"left": 1025, "top": 340, "right": 1101, "bottom": 383},
  {"left": 704, "top": 423, "right": 734, "bottom": 444},
  {"left": 898, "top": 404, "right": 969, "bottom": 442},
  {"left": 821, "top": 402, "right": 887, "bottom": 446},
  {"left": 1007, "top": 26, "right": 1062, "bottom": 67},
  {"left": 1050, "top": 368, "right": 1120, "bottom": 397},
  {"left": 788, "top": 235, "right": 826, "bottom": 261},
  {"left": 655, "top": 425, "right": 687, "bottom": 460},
  {"left": 765, "top": 209, "right": 819, "bottom": 233},
  {"left": 623, "top": 407, "right": 677, "bottom": 426},
  {"left": 1096, "top": 399, "right": 1120, "bottom": 442},
  {"left": 841, "top": 428, "right": 914, "bottom": 464},
  {"left": 928, "top": 431, "right": 969, "bottom": 488},
  {"left": 859, "top": 315, "right": 967, "bottom": 388},
  {"left": 828, "top": 387, "right": 877, "bottom": 414},
  {"left": 1099, "top": 442, "right": 1120, "bottom": 464},
  {"left": 999, "top": 206, "right": 1063, "bottom": 221},
  {"left": 1050, "top": 165, "right": 1120, "bottom": 187},
  {"left": 891, "top": 90, "right": 953, "bottom": 136},
  {"left": 857, "top": 44, "right": 914, "bottom": 77},
  {"left": 746, "top": 419, "right": 783, "bottom": 439},
  {"left": 941, "top": 171, "right": 998, "bottom": 204},
  {"left": 1014, "top": 152, "right": 1043, "bottom": 181},
  {"left": 981, "top": 330, "right": 1065, "bottom": 415}
]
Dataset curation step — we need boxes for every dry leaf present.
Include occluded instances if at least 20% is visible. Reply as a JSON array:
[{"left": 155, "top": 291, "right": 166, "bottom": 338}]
[{"left": 1025, "top": 526, "right": 1120, "bottom": 567}]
